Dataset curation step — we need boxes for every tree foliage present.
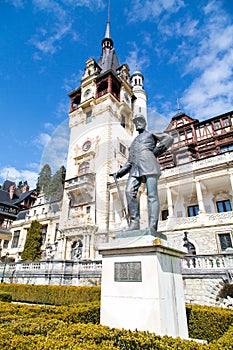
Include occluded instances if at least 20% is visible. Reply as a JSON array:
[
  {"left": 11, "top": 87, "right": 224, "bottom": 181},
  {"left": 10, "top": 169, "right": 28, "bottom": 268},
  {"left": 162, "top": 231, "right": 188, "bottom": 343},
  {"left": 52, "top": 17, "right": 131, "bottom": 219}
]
[
  {"left": 47, "top": 166, "right": 66, "bottom": 199},
  {"left": 21, "top": 220, "right": 42, "bottom": 261},
  {"left": 36, "top": 164, "right": 66, "bottom": 199},
  {"left": 36, "top": 164, "right": 52, "bottom": 194}
]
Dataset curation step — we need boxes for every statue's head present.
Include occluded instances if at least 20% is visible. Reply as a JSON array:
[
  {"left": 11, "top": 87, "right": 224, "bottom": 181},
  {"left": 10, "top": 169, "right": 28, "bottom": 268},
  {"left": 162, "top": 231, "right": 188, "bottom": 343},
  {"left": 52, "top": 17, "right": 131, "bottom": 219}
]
[{"left": 133, "top": 114, "right": 147, "bottom": 131}]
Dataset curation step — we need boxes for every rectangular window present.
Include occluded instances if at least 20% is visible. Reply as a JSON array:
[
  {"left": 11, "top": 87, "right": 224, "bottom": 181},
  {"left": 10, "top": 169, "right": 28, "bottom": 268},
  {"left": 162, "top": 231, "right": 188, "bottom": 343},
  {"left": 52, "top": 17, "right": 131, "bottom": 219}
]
[
  {"left": 41, "top": 225, "right": 48, "bottom": 245},
  {"left": 220, "top": 144, "right": 233, "bottom": 153},
  {"left": 121, "top": 115, "right": 126, "bottom": 128},
  {"left": 179, "top": 131, "right": 185, "bottom": 141},
  {"left": 188, "top": 205, "right": 199, "bottom": 217},
  {"left": 86, "top": 111, "right": 92, "bottom": 124},
  {"left": 161, "top": 209, "right": 169, "bottom": 221},
  {"left": 119, "top": 143, "right": 126, "bottom": 155},
  {"left": 214, "top": 120, "right": 221, "bottom": 130},
  {"left": 216, "top": 200, "right": 232, "bottom": 212},
  {"left": 11, "top": 230, "right": 20, "bottom": 248},
  {"left": 172, "top": 133, "right": 178, "bottom": 143},
  {"left": 86, "top": 206, "right": 91, "bottom": 214},
  {"left": 218, "top": 233, "right": 233, "bottom": 251},
  {"left": 222, "top": 118, "right": 230, "bottom": 127},
  {"left": 186, "top": 129, "right": 193, "bottom": 139},
  {"left": 3, "top": 240, "right": 9, "bottom": 248}
]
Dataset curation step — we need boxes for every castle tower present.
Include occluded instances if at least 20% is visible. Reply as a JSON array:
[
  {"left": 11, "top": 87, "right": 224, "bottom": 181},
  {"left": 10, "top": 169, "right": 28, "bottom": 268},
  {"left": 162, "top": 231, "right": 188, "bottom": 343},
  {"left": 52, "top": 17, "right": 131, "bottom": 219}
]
[
  {"left": 58, "top": 15, "right": 141, "bottom": 260},
  {"left": 131, "top": 70, "right": 148, "bottom": 127}
]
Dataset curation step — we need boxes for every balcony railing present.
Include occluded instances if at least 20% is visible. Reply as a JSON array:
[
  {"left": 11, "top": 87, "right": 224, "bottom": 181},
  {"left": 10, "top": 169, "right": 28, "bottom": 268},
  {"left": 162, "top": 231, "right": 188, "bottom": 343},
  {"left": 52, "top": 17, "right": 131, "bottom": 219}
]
[
  {"left": 65, "top": 173, "right": 95, "bottom": 188},
  {"left": 182, "top": 253, "right": 233, "bottom": 270},
  {"left": 0, "top": 255, "right": 232, "bottom": 285},
  {"left": 158, "top": 211, "right": 233, "bottom": 231}
]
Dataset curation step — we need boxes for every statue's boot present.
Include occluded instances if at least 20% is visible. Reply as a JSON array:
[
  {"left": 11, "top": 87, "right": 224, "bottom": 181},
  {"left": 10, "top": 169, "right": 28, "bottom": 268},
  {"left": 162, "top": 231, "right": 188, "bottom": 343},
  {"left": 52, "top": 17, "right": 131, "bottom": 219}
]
[
  {"left": 149, "top": 220, "right": 158, "bottom": 232},
  {"left": 126, "top": 220, "right": 140, "bottom": 231}
]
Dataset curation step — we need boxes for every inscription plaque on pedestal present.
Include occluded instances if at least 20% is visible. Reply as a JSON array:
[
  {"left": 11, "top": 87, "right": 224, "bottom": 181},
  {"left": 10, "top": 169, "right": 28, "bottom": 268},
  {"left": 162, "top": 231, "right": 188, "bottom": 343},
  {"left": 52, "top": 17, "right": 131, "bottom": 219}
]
[{"left": 114, "top": 261, "right": 142, "bottom": 282}]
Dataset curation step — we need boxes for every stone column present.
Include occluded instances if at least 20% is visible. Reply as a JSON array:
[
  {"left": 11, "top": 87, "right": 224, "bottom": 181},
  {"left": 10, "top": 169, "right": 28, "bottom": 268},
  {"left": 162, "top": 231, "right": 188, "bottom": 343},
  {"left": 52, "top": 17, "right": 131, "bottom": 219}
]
[
  {"left": 82, "top": 234, "right": 91, "bottom": 259},
  {"left": 109, "top": 190, "right": 114, "bottom": 227},
  {"left": 229, "top": 172, "right": 233, "bottom": 192},
  {"left": 166, "top": 186, "right": 174, "bottom": 217},
  {"left": 195, "top": 180, "right": 206, "bottom": 214}
]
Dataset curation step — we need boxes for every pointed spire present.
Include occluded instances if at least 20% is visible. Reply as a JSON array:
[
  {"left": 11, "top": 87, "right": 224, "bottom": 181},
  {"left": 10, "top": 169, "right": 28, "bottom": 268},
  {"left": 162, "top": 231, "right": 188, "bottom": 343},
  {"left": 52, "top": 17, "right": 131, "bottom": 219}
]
[
  {"left": 98, "top": 0, "right": 120, "bottom": 73},
  {"left": 177, "top": 98, "right": 181, "bottom": 114},
  {"left": 105, "top": 0, "right": 111, "bottom": 38},
  {"left": 102, "top": 0, "right": 113, "bottom": 49}
]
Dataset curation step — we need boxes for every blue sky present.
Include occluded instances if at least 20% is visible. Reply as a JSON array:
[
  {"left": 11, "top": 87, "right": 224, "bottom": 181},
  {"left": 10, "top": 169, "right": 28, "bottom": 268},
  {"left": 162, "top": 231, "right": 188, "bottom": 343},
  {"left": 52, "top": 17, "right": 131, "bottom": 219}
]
[{"left": 1, "top": 0, "right": 233, "bottom": 188}]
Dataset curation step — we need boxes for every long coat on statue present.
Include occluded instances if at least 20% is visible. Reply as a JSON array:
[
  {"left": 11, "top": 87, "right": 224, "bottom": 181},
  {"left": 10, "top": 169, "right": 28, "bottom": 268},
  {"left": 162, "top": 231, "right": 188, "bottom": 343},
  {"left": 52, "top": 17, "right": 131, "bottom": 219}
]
[{"left": 118, "top": 130, "right": 173, "bottom": 179}]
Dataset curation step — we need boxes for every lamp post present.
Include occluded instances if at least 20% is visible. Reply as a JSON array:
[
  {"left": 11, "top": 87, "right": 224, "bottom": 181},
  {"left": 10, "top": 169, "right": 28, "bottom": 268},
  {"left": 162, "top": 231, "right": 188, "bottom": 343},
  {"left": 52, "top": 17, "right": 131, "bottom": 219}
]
[{"left": 1, "top": 252, "right": 9, "bottom": 283}]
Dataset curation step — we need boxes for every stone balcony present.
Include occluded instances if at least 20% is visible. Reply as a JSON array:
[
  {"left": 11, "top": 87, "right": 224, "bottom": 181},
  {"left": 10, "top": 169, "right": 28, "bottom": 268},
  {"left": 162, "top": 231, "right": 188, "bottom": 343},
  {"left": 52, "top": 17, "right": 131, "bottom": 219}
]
[
  {"left": 65, "top": 173, "right": 96, "bottom": 190},
  {"left": 158, "top": 211, "right": 233, "bottom": 231},
  {"left": 65, "top": 173, "right": 96, "bottom": 207}
]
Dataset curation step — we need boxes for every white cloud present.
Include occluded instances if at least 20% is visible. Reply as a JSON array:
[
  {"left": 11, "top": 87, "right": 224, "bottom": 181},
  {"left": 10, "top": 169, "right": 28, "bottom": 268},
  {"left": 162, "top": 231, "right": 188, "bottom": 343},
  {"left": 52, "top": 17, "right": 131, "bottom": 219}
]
[
  {"left": 63, "top": 71, "right": 84, "bottom": 92},
  {"left": 4, "top": 0, "right": 25, "bottom": 8},
  {"left": 181, "top": 2, "right": 233, "bottom": 118},
  {"left": 43, "top": 122, "right": 56, "bottom": 131},
  {"left": 14, "top": 0, "right": 105, "bottom": 57},
  {"left": 30, "top": 23, "right": 72, "bottom": 56},
  {"left": 126, "top": 0, "right": 185, "bottom": 22},
  {"left": 125, "top": 42, "right": 150, "bottom": 72},
  {"left": 0, "top": 167, "right": 38, "bottom": 189},
  {"left": 33, "top": 133, "right": 51, "bottom": 148},
  {"left": 54, "top": 99, "right": 70, "bottom": 120},
  {"left": 40, "top": 118, "right": 69, "bottom": 173},
  {"left": 147, "top": 106, "right": 171, "bottom": 131}
]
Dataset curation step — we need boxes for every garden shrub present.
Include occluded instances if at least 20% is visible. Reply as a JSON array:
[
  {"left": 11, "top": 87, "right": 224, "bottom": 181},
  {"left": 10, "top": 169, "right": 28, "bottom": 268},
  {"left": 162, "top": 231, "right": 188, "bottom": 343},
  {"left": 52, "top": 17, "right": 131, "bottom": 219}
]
[
  {"left": 0, "top": 302, "right": 232, "bottom": 349},
  {"left": 0, "top": 291, "right": 12, "bottom": 302},
  {"left": 186, "top": 304, "right": 233, "bottom": 343},
  {"left": 0, "top": 283, "right": 100, "bottom": 305}
]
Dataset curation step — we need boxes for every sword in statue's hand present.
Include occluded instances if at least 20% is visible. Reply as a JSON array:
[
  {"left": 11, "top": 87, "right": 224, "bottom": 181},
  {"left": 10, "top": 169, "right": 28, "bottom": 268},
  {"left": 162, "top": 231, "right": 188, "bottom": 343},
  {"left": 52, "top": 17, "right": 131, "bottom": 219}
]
[{"left": 110, "top": 173, "right": 130, "bottom": 227}]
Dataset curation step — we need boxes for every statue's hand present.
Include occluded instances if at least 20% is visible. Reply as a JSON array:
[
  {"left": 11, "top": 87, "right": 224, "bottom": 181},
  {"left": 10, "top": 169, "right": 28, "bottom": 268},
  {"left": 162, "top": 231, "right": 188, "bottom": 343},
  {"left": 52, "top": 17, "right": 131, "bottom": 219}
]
[
  {"left": 153, "top": 144, "right": 167, "bottom": 157},
  {"left": 110, "top": 172, "right": 121, "bottom": 178}
]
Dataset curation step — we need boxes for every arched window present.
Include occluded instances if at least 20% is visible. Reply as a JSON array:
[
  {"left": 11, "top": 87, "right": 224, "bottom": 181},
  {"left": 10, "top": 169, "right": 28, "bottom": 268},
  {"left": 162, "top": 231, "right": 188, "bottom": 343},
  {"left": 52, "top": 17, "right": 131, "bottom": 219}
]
[{"left": 78, "top": 161, "right": 90, "bottom": 175}]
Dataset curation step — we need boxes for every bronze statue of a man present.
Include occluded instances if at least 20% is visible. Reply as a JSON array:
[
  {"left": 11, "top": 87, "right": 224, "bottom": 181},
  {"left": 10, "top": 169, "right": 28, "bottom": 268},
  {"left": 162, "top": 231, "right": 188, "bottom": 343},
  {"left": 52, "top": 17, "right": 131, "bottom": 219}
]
[{"left": 112, "top": 114, "right": 173, "bottom": 231}]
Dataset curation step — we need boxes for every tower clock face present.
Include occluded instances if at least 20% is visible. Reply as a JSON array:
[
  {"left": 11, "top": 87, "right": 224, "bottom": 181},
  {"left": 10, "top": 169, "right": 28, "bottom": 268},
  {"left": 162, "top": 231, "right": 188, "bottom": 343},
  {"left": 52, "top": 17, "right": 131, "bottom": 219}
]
[
  {"left": 82, "top": 140, "right": 91, "bottom": 151},
  {"left": 83, "top": 88, "right": 91, "bottom": 98}
]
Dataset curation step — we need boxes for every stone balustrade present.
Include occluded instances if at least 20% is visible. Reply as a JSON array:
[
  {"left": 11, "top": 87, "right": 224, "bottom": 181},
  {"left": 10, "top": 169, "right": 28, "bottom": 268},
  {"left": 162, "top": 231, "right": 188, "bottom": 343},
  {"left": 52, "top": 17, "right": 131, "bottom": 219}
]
[
  {"left": 158, "top": 211, "right": 233, "bottom": 231},
  {"left": 1, "top": 254, "right": 232, "bottom": 282},
  {"left": 0, "top": 254, "right": 232, "bottom": 306},
  {"left": 182, "top": 253, "right": 233, "bottom": 270}
]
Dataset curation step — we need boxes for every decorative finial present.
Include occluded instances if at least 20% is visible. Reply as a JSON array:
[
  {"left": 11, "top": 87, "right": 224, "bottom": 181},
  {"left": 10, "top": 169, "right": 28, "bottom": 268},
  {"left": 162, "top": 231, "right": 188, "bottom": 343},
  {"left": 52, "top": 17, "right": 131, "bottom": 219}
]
[
  {"left": 105, "top": 0, "right": 111, "bottom": 38},
  {"left": 108, "top": 0, "right": 110, "bottom": 23}
]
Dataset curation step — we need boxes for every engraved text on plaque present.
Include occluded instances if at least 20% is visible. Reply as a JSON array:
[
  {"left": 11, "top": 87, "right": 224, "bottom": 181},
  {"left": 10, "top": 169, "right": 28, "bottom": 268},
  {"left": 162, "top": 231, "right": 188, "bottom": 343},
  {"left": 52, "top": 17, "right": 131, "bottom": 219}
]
[{"left": 114, "top": 262, "right": 142, "bottom": 282}]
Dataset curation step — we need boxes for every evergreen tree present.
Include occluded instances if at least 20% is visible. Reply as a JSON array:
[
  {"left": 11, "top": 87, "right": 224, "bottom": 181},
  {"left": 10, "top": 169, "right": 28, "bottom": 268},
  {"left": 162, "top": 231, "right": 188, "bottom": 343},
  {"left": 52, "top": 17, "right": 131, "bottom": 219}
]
[
  {"left": 21, "top": 220, "right": 42, "bottom": 261},
  {"left": 47, "top": 166, "right": 66, "bottom": 199},
  {"left": 36, "top": 164, "right": 52, "bottom": 194}
]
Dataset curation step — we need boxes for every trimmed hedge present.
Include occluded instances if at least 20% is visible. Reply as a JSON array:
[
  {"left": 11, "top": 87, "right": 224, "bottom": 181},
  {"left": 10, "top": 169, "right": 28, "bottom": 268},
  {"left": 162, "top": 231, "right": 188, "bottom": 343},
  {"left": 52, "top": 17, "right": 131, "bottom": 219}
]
[
  {"left": 186, "top": 304, "right": 233, "bottom": 343},
  {"left": 0, "top": 292, "right": 12, "bottom": 302},
  {"left": 0, "top": 284, "right": 233, "bottom": 348},
  {"left": 0, "top": 301, "right": 232, "bottom": 349},
  {"left": 0, "top": 283, "right": 100, "bottom": 305}
]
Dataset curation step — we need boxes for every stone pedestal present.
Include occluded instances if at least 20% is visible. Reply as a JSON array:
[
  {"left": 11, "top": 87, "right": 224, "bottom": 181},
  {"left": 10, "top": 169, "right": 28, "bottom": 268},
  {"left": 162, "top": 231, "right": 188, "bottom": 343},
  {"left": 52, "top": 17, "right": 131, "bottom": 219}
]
[{"left": 98, "top": 231, "right": 189, "bottom": 339}]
